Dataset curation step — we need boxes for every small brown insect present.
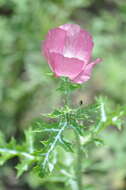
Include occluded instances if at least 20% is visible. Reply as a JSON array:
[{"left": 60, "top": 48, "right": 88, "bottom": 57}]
[{"left": 79, "top": 100, "right": 83, "bottom": 105}]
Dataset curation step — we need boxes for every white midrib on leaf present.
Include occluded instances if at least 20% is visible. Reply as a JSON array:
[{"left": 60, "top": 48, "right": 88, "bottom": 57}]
[
  {"left": 42, "top": 121, "right": 67, "bottom": 169},
  {"left": 0, "top": 148, "right": 34, "bottom": 160}
]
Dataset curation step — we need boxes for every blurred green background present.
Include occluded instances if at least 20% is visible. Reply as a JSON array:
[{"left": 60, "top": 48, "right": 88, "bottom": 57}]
[{"left": 0, "top": 0, "right": 126, "bottom": 189}]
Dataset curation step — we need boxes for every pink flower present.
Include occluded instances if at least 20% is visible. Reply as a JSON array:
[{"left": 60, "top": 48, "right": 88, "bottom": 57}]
[{"left": 42, "top": 24, "right": 101, "bottom": 84}]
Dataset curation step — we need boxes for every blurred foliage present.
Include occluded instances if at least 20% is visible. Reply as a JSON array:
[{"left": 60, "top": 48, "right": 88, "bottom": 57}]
[{"left": 0, "top": 0, "right": 126, "bottom": 189}]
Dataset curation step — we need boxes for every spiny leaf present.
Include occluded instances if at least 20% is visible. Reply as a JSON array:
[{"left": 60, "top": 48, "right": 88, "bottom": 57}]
[
  {"left": 31, "top": 118, "right": 59, "bottom": 132},
  {"left": 7, "top": 137, "right": 17, "bottom": 149},
  {"left": 93, "top": 138, "right": 104, "bottom": 146},
  {"left": 57, "top": 77, "right": 81, "bottom": 92},
  {"left": 41, "top": 121, "right": 67, "bottom": 172},
  {"left": 16, "top": 159, "right": 33, "bottom": 178},
  {"left": 45, "top": 109, "right": 62, "bottom": 118},
  {"left": 94, "top": 104, "right": 125, "bottom": 134},
  {"left": 48, "top": 151, "right": 57, "bottom": 172},
  {"left": 70, "top": 124, "right": 84, "bottom": 136},
  {"left": 0, "top": 130, "right": 35, "bottom": 176},
  {"left": 43, "top": 106, "right": 72, "bottom": 119},
  {"left": 24, "top": 128, "right": 34, "bottom": 153},
  {"left": 59, "top": 138, "right": 73, "bottom": 152},
  {"left": 0, "top": 153, "right": 14, "bottom": 165}
]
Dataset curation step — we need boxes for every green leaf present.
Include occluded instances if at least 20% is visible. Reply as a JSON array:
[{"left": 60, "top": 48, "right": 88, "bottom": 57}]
[
  {"left": 59, "top": 138, "right": 73, "bottom": 152},
  {"left": 24, "top": 128, "right": 34, "bottom": 153},
  {"left": 57, "top": 77, "right": 81, "bottom": 93},
  {"left": 33, "top": 165, "right": 46, "bottom": 177},
  {"left": 0, "top": 153, "right": 14, "bottom": 165},
  {"left": 7, "top": 137, "right": 17, "bottom": 149},
  {"left": 32, "top": 118, "right": 59, "bottom": 132},
  {"left": 45, "top": 72, "right": 54, "bottom": 76},
  {"left": 16, "top": 159, "right": 33, "bottom": 178},
  {"left": 44, "top": 106, "right": 72, "bottom": 119},
  {"left": 41, "top": 121, "right": 67, "bottom": 172},
  {"left": 70, "top": 124, "right": 84, "bottom": 136},
  {"left": 93, "top": 138, "right": 104, "bottom": 146},
  {"left": 46, "top": 109, "right": 62, "bottom": 118}
]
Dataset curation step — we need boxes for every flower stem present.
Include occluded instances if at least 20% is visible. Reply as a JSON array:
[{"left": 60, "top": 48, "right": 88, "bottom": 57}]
[
  {"left": 60, "top": 78, "right": 83, "bottom": 190},
  {"left": 75, "top": 130, "right": 83, "bottom": 190},
  {"left": 64, "top": 79, "right": 70, "bottom": 106}
]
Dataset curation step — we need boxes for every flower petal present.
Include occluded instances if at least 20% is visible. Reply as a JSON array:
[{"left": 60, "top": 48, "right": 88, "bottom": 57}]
[
  {"left": 49, "top": 52, "right": 85, "bottom": 80},
  {"left": 72, "top": 58, "right": 102, "bottom": 84},
  {"left": 43, "top": 28, "right": 66, "bottom": 57},
  {"left": 59, "top": 24, "right": 93, "bottom": 62},
  {"left": 59, "top": 24, "right": 80, "bottom": 35}
]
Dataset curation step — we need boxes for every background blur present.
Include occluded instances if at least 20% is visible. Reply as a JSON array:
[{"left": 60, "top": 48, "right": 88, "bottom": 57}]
[{"left": 0, "top": 0, "right": 126, "bottom": 189}]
